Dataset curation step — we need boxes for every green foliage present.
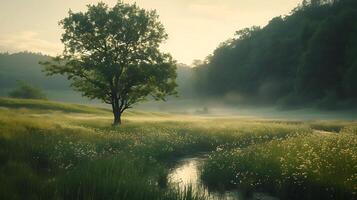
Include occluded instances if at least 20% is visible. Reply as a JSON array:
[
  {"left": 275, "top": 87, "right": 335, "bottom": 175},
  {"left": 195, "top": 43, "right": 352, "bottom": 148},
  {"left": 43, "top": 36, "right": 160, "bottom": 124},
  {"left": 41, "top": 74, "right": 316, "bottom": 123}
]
[
  {"left": 8, "top": 81, "right": 47, "bottom": 100},
  {"left": 194, "top": 0, "right": 357, "bottom": 109},
  {"left": 41, "top": 1, "right": 177, "bottom": 125}
]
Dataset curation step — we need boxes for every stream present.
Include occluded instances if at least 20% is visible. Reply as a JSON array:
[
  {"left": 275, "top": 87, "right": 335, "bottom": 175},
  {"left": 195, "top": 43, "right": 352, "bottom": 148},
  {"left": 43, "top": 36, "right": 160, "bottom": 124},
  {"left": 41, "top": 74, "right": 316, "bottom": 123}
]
[{"left": 168, "top": 154, "right": 280, "bottom": 200}]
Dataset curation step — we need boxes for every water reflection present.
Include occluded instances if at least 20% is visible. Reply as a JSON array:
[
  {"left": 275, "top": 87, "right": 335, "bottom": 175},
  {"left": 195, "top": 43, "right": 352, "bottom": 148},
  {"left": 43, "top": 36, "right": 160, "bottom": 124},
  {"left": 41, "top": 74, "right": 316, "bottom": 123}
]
[{"left": 168, "top": 155, "right": 279, "bottom": 200}]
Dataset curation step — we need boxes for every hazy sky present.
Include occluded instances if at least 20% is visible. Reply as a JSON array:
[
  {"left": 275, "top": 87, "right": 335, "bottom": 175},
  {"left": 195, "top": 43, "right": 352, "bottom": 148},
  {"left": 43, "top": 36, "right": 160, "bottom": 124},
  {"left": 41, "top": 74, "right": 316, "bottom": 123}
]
[{"left": 0, "top": 0, "right": 301, "bottom": 65}]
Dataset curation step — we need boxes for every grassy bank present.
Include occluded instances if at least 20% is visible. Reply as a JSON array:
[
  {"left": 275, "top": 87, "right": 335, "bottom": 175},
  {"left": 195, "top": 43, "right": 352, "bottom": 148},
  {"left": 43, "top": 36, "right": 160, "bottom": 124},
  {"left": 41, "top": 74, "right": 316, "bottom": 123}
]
[
  {"left": 0, "top": 98, "right": 356, "bottom": 200},
  {"left": 201, "top": 125, "right": 357, "bottom": 200},
  {"left": 0, "top": 97, "right": 109, "bottom": 114}
]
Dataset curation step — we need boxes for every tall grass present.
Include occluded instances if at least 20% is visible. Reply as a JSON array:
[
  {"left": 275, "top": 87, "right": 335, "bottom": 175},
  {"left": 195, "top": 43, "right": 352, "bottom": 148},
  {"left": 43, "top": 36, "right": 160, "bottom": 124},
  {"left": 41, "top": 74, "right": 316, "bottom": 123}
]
[
  {"left": 0, "top": 98, "right": 356, "bottom": 200},
  {"left": 57, "top": 156, "right": 207, "bottom": 200},
  {"left": 201, "top": 128, "right": 357, "bottom": 200},
  {"left": 0, "top": 109, "right": 211, "bottom": 199}
]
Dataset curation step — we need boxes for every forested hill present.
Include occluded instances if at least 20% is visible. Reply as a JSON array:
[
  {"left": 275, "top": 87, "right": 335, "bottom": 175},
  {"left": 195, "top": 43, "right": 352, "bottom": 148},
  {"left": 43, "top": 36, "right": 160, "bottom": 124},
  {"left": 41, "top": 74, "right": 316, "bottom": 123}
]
[
  {"left": 0, "top": 52, "right": 70, "bottom": 91},
  {"left": 194, "top": 0, "right": 357, "bottom": 110}
]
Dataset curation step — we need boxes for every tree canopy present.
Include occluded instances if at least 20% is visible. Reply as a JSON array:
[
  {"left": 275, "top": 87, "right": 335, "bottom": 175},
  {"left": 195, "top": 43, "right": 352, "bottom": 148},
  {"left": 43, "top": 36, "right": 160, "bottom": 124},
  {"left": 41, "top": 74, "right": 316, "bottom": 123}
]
[{"left": 42, "top": 1, "right": 177, "bottom": 125}]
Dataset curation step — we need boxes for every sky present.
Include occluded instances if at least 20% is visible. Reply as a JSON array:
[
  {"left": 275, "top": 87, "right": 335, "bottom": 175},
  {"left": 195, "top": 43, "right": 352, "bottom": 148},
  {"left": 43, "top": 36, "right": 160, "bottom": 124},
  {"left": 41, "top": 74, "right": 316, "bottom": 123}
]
[{"left": 0, "top": 0, "right": 301, "bottom": 65}]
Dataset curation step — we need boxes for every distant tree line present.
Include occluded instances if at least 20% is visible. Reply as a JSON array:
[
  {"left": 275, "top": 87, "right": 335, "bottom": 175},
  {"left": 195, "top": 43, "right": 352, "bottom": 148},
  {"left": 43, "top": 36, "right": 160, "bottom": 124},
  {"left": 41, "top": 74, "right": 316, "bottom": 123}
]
[{"left": 194, "top": 0, "right": 357, "bottom": 109}]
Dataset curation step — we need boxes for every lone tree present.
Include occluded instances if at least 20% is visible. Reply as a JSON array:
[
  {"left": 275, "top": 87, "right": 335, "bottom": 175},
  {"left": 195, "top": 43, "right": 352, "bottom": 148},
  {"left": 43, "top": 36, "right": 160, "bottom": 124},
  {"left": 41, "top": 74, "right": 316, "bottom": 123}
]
[{"left": 42, "top": 2, "right": 177, "bottom": 126}]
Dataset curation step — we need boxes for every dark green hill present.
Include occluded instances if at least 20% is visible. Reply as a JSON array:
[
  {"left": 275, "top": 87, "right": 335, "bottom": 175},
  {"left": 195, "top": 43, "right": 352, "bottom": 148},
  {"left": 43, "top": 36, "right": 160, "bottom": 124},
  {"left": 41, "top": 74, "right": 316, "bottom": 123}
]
[{"left": 194, "top": 0, "right": 357, "bottom": 110}]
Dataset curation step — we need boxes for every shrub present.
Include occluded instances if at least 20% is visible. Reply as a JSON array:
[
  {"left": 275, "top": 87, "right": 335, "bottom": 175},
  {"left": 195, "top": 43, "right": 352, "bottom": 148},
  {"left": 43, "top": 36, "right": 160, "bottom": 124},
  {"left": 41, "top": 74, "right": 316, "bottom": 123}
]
[{"left": 8, "top": 81, "right": 47, "bottom": 100}]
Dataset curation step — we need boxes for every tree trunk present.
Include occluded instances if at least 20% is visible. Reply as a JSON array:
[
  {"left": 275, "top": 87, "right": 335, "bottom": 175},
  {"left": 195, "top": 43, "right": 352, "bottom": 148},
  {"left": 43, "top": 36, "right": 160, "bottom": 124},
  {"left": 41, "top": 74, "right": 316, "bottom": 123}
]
[
  {"left": 112, "top": 100, "right": 122, "bottom": 126},
  {"left": 113, "top": 111, "right": 121, "bottom": 126}
]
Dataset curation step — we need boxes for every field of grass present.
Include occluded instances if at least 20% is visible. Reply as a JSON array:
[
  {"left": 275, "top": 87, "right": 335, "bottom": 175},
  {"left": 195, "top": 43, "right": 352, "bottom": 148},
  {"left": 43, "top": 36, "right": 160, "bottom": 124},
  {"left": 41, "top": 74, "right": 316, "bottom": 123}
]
[
  {"left": 0, "top": 97, "right": 109, "bottom": 114},
  {"left": 0, "top": 98, "right": 356, "bottom": 200}
]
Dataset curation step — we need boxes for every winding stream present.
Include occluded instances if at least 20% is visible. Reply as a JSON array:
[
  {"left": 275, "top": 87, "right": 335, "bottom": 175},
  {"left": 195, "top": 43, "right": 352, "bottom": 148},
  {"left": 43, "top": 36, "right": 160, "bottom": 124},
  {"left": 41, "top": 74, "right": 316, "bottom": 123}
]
[{"left": 168, "top": 154, "right": 279, "bottom": 200}]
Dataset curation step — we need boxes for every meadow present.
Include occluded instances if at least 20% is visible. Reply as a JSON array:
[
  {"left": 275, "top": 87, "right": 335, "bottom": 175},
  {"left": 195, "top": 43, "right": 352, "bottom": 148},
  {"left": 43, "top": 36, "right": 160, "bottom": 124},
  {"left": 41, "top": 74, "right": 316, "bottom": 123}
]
[{"left": 0, "top": 97, "right": 356, "bottom": 200}]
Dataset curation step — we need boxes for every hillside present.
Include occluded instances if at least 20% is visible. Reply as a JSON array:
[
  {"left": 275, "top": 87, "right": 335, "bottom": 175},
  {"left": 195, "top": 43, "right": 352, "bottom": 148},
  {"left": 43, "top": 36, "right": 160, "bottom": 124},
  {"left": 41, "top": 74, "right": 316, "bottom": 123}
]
[
  {"left": 194, "top": 0, "right": 357, "bottom": 110},
  {"left": 0, "top": 52, "right": 84, "bottom": 102},
  {"left": 0, "top": 52, "right": 195, "bottom": 103},
  {"left": 0, "top": 52, "right": 70, "bottom": 91}
]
